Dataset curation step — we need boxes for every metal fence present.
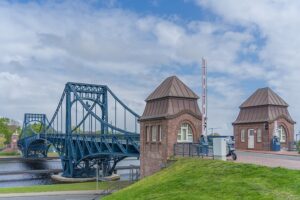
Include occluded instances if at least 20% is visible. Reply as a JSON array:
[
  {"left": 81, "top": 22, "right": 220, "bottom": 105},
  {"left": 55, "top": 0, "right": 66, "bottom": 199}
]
[
  {"left": 173, "top": 143, "right": 214, "bottom": 158},
  {"left": 129, "top": 165, "right": 140, "bottom": 182},
  {"left": 288, "top": 141, "right": 297, "bottom": 151}
]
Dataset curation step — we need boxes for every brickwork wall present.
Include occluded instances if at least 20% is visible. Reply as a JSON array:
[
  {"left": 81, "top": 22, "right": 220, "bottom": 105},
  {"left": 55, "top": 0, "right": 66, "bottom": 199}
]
[
  {"left": 140, "top": 114, "right": 201, "bottom": 177},
  {"left": 269, "top": 118, "right": 294, "bottom": 149},
  {"left": 166, "top": 114, "right": 202, "bottom": 158},
  {"left": 140, "top": 119, "right": 168, "bottom": 177},
  {"left": 234, "top": 118, "right": 294, "bottom": 151},
  {"left": 234, "top": 123, "right": 269, "bottom": 151}
]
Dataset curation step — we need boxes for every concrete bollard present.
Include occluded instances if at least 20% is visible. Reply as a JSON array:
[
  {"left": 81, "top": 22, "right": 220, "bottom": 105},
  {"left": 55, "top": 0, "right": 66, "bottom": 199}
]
[{"left": 213, "top": 138, "right": 227, "bottom": 161}]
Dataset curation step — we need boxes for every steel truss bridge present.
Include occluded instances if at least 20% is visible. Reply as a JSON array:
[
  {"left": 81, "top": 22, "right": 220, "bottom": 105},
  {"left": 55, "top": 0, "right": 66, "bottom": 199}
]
[{"left": 18, "top": 82, "right": 140, "bottom": 178}]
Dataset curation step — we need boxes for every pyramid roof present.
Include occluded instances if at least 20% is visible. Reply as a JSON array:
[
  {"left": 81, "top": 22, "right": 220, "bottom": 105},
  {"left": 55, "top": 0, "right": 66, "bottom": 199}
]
[
  {"left": 146, "top": 76, "right": 199, "bottom": 101},
  {"left": 240, "top": 87, "right": 288, "bottom": 108}
]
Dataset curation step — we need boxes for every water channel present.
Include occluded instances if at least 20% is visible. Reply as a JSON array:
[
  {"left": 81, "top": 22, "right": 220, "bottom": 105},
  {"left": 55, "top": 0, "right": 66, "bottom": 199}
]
[{"left": 0, "top": 157, "right": 140, "bottom": 188}]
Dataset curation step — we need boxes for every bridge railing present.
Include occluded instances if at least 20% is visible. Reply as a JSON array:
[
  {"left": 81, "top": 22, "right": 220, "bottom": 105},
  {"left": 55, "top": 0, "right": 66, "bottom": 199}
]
[{"left": 40, "top": 133, "right": 139, "bottom": 141}]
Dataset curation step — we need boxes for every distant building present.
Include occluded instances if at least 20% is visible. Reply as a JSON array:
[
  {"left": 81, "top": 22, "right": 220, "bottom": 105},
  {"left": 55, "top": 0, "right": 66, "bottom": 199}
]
[
  {"left": 233, "top": 87, "right": 295, "bottom": 151},
  {"left": 10, "top": 130, "right": 19, "bottom": 150},
  {"left": 140, "top": 76, "right": 202, "bottom": 177},
  {"left": 8, "top": 119, "right": 21, "bottom": 127}
]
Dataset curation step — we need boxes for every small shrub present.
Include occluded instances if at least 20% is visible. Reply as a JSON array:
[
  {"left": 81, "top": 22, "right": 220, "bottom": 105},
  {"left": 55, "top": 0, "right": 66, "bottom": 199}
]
[{"left": 297, "top": 141, "right": 300, "bottom": 154}]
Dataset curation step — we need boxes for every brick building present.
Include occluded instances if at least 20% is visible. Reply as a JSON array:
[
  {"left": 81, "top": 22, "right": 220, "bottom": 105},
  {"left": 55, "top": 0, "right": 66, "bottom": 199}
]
[
  {"left": 233, "top": 87, "right": 295, "bottom": 151},
  {"left": 11, "top": 130, "right": 19, "bottom": 150},
  {"left": 140, "top": 76, "right": 202, "bottom": 177}
]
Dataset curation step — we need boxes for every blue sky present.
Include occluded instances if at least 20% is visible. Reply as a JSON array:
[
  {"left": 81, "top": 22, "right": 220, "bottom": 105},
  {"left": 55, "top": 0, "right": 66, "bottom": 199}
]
[{"left": 0, "top": 0, "right": 300, "bottom": 136}]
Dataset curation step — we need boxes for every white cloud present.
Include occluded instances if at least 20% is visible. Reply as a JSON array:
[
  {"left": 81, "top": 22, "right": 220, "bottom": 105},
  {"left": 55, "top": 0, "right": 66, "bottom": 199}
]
[
  {"left": 197, "top": 0, "right": 300, "bottom": 135},
  {"left": 0, "top": 1, "right": 270, "bottom": 134}
]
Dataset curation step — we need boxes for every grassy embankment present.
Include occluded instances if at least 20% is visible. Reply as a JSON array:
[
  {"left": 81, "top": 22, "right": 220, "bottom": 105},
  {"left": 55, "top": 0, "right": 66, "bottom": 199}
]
[
  {"left": 0, "top": 151, "right": 20, "bottom": 156},
  {"left": 47, "top": 152, "right": 59, "bottom": 157},
  {"left": 104, "top": 158, "right": 300, "bottom": 200},
  {"left": 0, "top": 181, "right": 131, "bottom": 194},
  {"left": 0, "top": 151, "right": 59, "bottom": 157}
]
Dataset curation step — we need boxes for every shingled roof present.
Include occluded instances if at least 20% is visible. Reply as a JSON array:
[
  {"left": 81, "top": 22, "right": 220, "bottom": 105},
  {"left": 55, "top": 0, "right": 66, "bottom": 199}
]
[
  {"left": 240, "top": 87, "right": 288, "bottom": 108},
  {"left": 146, "top": 76, "right": 199, "bottom": 101},
  {"left": 141, "top": 76, "right": 201, "bottom": 121},
  {"left": 233, "top": 87, "right": 295, "bottom": 124}
]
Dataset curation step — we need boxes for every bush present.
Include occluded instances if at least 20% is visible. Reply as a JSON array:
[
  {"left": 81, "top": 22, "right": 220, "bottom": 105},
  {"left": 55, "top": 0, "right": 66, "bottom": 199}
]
[{"left": 297, "top": 141, "right": 300, "bottom": 154}]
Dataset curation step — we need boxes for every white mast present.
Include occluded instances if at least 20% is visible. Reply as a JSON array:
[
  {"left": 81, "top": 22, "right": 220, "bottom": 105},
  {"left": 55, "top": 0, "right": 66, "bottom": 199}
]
[
  {"left": 273, "top": 120, "right": 278, "bottom": 137},
  {"left": 202, "top": 58, "right": 208, "bottom": 136}
]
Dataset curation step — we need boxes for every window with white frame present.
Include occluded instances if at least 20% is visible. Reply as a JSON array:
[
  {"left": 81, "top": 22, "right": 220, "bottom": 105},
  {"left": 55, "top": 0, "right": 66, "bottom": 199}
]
[
  {"left": 177, "top": 123, "right": 193, "bottom": 143},
  {"left": 278, "top": 126, "right": 286, "bottom": 143},
  {"left": 151, "top": 125, "right": 157, "bottom": 142},
  {"left": 146, "top": 126, "right": 150, "bottom": 142},
  {"left": 241, "top": 129, "right": 245, "bottom": 142},
  {"left": 158, "top": 125, "right": 162, "bottom": 141},
  {"left": 257, "top": 129, "right": 262, "bottom": 142}
]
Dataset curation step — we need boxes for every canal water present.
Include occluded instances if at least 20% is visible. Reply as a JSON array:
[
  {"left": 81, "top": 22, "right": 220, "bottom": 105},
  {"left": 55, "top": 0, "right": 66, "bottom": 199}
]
[{"left": 0, "top": 158, "right": 140, "bottom": 188}]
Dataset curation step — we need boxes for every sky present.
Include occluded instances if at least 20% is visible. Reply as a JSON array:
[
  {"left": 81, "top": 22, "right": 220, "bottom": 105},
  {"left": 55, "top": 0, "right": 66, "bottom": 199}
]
[{"left": 0, "top": 0, "right": 300, "bottom": 136}]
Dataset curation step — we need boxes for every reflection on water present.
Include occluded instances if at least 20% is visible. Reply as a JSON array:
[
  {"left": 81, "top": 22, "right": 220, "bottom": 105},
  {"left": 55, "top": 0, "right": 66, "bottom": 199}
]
[
  {"left": 0, "top": 159, "right": 61, "bottom": 188},
  {"left": 0, "top": 158, "right": 139, "bottom": 188}
]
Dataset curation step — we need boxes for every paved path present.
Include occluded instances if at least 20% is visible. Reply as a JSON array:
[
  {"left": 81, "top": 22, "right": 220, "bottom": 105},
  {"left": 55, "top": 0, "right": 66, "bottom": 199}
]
[
  {"left": 236, "top": 150, "right": 300, "bottom": 170},
  {"left": 0, "top": 194, "right": 103, "bottom": 200},
  {"left": 239, "top": 149, "right": 299, "bottom": 156},
  {"left": 0, "top": 190, "right": 106, "bottom": 200}
]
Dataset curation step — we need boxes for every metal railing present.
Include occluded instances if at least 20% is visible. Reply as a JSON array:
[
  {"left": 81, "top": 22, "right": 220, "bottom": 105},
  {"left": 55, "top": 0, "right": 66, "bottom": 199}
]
[
  {"left": 129, "top": 165, "right": 140, "bottom": 182},
  {"left": 174, "top": 143, "right": 214, "bottom": 158},
  {"left": 288, "top": 141, "right": 297, "bottom": 151}
]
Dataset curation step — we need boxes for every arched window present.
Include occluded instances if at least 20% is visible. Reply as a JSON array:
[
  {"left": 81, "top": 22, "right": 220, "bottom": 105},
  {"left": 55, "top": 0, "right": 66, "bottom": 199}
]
[
  {"left": 177, "top": 123, "right": 193, "bottom": 143},
  {"left": 241, "top": 129, "right": 245, "bottom": 142},
  {"left": 257, "top": 129, "right": 262, "bottom": 142},
  {"left": 278, "top": 126, "right": 286, "bottom": 143}
]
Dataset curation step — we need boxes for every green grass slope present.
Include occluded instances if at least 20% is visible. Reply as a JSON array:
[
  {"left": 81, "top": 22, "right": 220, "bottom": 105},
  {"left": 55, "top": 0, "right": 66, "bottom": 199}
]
[
  {"left": 104, "top": 158, "right": 300, "bottom": 200},
  {"left": 0, "top": 181, "right": 130, "bottom": 194}
]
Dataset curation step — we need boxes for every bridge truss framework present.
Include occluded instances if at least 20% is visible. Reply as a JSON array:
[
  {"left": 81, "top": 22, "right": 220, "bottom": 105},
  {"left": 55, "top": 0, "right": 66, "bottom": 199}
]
[{"left": 18, "top": 82, "right": 140, "bottom": 178}]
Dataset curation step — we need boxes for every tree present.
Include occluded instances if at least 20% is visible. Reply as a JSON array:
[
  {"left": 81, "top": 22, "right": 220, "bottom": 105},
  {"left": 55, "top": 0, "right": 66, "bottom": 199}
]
[
  {"left": 0, "top": 118, "right": 13, "bottom": 144},
  {"left": 20, "top": 122, "right": 43, "bottom": 138},
  {"left": 208, "top": 132, "right": 220, "bottom": 136},
  {"left": 0, "top": 134, "right": 6, "bottom": 148},
  {"left": 30, "top": 122, "right": 44, "bottom": 133},
  {"left": 72, "top": 126, "right": 82, "bottom": 133}
]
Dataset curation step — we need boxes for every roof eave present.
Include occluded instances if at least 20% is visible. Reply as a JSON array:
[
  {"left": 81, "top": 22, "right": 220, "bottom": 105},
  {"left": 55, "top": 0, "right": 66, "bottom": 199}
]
[
  {"left": 140, "top": 110, "right": 202, "bottom": 122},
  {"left": 232, "top": 120, "right": 268, "bottom": 125},
  {"left": 145, "top": 96, "right": 199, "bottom": 102},
  {"left": 240, "top": 104, "right": 289, "bottom": 109}
]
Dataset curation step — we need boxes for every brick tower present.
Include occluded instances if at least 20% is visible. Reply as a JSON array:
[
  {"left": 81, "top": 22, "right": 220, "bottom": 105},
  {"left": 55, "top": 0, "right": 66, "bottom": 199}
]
[
  {"left": 233, "top": 87, "right": 295, "bottom": 151},
  {"left": 140, "top": 76, "right": 202, "bottom": 177}
]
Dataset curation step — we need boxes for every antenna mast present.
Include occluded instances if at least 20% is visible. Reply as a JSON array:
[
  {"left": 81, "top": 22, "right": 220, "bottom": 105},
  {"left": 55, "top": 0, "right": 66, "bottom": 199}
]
[{"left": 202, "top": 58, "right": 208, "bottom": 136}]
